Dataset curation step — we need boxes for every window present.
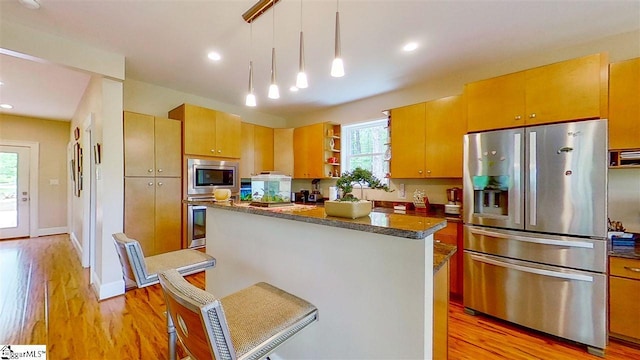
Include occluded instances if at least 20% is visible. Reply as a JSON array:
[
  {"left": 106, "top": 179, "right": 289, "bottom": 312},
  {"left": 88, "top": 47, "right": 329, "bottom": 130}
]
[{"left": 341, "top": 119, "right": 390, "bottom": 184}]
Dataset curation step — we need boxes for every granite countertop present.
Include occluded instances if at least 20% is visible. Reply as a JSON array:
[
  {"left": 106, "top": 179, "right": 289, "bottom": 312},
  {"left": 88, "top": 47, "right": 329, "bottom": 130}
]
[
  {"left": 433, "top": 242, "right": 457, "bottom": 273},
  {"left": 194, "top": 201, "right": 447, "bottom": 240}
]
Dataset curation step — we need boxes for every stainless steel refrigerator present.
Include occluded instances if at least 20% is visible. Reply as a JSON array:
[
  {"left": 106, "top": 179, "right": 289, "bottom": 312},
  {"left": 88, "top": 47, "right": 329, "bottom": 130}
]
[{"left": 462, "top": 119, "right": 608, "bottom": 356}]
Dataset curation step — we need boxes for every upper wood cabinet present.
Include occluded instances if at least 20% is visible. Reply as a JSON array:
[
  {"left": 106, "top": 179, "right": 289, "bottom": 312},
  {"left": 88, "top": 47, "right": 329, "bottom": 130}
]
[
  {"left": 466, "top": 53, "right": 609, "bottom": 132},
  {"left": 293, "top": 123, "right": 327, "bottom": 179},
  {"left": 168, "top": 103, "right": 241, "bottom": 158},
  {"left": 390, "top": 103, "right": 426, "bottom": 178},
  {"left": 124, "top": 111, "right": 181, "bottom": 177},
  {"left": 240, "top": 122, "right": 274, "bottom": 178},
  {"left": 274, "top": 128, "right": 294, "bottom": 177},
  {"left": 390, "top": 96, "right": 466, "bottom": 178},
  {"left": 609, "top": 57, "right": 640, "bottom": 150},
  {"left": 425, "top": 95, "right": 466, "bottom": 178}
]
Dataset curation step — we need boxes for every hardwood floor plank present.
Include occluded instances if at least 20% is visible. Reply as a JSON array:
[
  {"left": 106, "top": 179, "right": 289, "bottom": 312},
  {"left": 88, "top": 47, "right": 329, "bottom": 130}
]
[{"left": 2, "top": 235, "right": 640, "bottom": 359}]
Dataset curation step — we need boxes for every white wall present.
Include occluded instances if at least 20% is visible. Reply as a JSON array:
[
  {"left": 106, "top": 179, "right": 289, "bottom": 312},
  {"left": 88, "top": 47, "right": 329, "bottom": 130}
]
[
  {"left": 609, "top": 169, "right": 640, "bottom": 233},
  {"left": 123, "top": 79, "right": 287, "bottom": 128},
  {"left": 2, "top": 21, "right": 126, "bottom": 300}
]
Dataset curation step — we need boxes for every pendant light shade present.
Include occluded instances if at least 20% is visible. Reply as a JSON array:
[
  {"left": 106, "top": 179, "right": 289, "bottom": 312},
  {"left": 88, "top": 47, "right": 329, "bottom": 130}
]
[
  {"left": 331, "top": 3, "right": 345, "bottom": 78},
  {"left": 296, "top": 0, "right": 308, "bottom": 89},
  {"left": 246, "top": 60, "right": 256, "bottom": 107},
  {"left": 268, "top": 0, "right": 280, "bottom": 99},
  {"left": 268, "top": 47, "right": 280, "bottom": 99}
]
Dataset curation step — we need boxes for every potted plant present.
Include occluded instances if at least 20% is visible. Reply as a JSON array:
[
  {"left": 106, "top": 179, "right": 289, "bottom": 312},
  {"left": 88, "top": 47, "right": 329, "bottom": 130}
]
[{"left": 325, "top": 168, "right": 392, "bottom": 219}]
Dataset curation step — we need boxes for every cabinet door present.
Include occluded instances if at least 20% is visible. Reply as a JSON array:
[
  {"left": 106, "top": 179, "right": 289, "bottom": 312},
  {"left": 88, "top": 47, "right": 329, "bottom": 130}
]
[
  {"left": 154, "top": 117, "right": 182, "bottom": 177},
  {"left": 390, "top": 103, "right": 426, "bottom": 178},
  {"left": 154, "top": 177, "right": 182, "bottom": 254},
  {"left": 525, "top": 53, "right": 607, "bottom": 125},
  {"left": 425, "top": 95, "right": 466, "bottom": 177},
  {"left": 274, "top": 128, "right": 294, "bottom": 177},
  {"left": 183, "top": 104, "right": 216, "bottom": 156},
  {"left": 240, "top": 122, "right": 255, "bottom": 178},
  {"left": 215, "top": 111, "right": 241, "bottom": 158},
  {"left": 609, "top": 58, "right": 640, "bottom": 150},
  {"left": 466, "top": 72, "right": 525, "bottom": 132},
  {"left": 254, "top": 125, "right": 274, "bottom": 174},
  {"left": 434, "top": 222, "right": 459, "bottom": 296},
  {"left": 124, "top": 177, "right": 156, "bottom": 255},
  {"left": 610, "top": 275, "right": 640, "bottom": 342},
  {"left": 306, "top": 123, "right": 326, "bottom": 178},
  {"left": 294, "top": 123, "right": 325, "bottom": 178},
  {"left": 124, "top": 112, "right": 155, "bottom": 177}
]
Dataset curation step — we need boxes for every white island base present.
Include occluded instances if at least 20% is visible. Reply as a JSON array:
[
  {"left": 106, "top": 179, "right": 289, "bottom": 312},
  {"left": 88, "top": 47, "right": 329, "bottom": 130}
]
[{"left": 206, "top": 206, "right": 436, "bottom": 359}]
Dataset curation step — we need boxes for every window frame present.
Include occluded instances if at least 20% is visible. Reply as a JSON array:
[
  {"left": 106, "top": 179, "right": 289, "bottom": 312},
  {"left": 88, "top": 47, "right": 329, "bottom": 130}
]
[{"left": 340, "top": 118, "right": 389, "bottom": 187}]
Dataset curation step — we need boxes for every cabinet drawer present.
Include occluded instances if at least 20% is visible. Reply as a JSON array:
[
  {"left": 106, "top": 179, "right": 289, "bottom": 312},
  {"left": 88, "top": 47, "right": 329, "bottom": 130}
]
[{"left": 610, "top": 257, "right": 640, "bottom": 280}]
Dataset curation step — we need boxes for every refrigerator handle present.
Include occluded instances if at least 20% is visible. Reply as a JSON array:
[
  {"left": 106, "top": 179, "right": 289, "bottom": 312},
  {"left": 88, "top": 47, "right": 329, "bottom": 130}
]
[
  {"left": 469, "top": 253, "right": 594, "bottom": 282},
  {"left": 513, "top": 133, "right": 521, "bottom": 225},
  {"left": 468, "top": 226, "right": 595, "bottom": 249},
  {"left": 529, "top": 131, "right": 537, "bottom": 226}
]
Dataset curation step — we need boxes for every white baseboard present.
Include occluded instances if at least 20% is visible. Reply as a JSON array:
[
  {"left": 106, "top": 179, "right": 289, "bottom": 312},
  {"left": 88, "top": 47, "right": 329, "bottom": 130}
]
[
  {"left": 91, "top": 269, "right": 125, "bottom": 300},
  {"left": 69, "top": 232, "right": 82, "bottom": 259},
  {"left": 37, "top": 226, "right": 68, "bottom": 236}
]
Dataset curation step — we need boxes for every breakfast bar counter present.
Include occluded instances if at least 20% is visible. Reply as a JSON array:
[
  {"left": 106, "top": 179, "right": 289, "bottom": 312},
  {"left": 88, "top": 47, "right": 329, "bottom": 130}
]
[{"left": 199, "top": 201, "right": 447, "bottom": 359}]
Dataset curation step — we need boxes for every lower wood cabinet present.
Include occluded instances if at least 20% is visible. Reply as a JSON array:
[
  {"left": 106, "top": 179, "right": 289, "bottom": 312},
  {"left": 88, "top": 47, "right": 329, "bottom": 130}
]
[
  {"left": 434, "top": 221, "right": 463, "bottom": 298},
  {"left": 609, "top": 256, "right": 640, "bottom": 344},
  {"left": 124, "top": 177, "right": 182, "bottom": 256},
  {"left": 433, "top": 259, "right": 449, "bottom": 360}
]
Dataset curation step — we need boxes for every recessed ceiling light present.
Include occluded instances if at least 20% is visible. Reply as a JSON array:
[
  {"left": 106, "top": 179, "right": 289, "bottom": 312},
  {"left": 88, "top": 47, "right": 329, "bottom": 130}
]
[
  {"left": 403, "top": 42, "right": 418, "bottom": 52},
  {"left": 18, "top": 0, "right": 40, "bottom": 10},
  {"left": 0, "top": 81, "right": 4, "bottom": 86},
  {"left": 0, "top": 104, "right": 14, "bottom": 109},
  {"left": 207, "top": 52, "right": 222, "bottom": 61},
  {"left": 290, "top": 86, "right": 299, "bottom": 92}
]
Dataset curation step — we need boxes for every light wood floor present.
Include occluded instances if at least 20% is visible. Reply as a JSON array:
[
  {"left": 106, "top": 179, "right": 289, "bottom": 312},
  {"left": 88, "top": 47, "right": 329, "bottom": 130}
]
[{"left": 2, "top": 234, "right": 639, "bottom": 359}]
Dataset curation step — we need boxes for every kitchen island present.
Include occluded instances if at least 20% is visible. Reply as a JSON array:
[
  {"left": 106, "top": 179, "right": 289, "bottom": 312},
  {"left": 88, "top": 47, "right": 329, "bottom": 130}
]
[{"left": 198, "top": 201, "right": 448, "bottom": 359}]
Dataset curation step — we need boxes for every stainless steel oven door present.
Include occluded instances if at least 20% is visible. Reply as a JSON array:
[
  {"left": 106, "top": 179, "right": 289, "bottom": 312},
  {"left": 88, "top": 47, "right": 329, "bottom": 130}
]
[
  {"left": 464, "top": 251, "right": 606, "bottom": 350},
  {"left": 187, "top": 205, "right": 206, "bottom": 248}
]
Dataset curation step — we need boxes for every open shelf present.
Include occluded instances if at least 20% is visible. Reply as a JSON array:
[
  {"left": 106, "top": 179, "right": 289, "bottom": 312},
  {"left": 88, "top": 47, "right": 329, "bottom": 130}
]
[{"left": 609, "top": 149, "right": 640, "bottom": 168}]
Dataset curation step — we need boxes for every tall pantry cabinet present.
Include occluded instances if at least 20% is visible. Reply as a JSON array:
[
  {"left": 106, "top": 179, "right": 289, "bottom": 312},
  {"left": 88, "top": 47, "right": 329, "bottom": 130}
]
[{"left": 123, "top": 111, "right": 182, "bottom": 256}]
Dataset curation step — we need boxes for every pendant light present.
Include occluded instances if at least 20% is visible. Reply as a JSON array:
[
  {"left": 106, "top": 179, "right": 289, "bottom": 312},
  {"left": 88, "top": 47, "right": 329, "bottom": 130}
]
[
  {"left": 296, "top": 0, "right": 308, "bottom": 89},
  {"left": 331, "top": 0, "right": 345, "bottom": 78},
  {"left": 268, "top": 0, "right": 280, "bottom": 99},
  {"left": 245, "top": 22, "right": 257, "bottom": 107}
]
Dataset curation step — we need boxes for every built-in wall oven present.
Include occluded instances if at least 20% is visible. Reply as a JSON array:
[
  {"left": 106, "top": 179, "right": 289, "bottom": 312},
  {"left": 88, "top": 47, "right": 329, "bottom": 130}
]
[
  {"left": 187, "top": 205, "right": 206, "bottom": 248},
  {"left": 186, "top": 158, "right": 239, "bottom": 248}
]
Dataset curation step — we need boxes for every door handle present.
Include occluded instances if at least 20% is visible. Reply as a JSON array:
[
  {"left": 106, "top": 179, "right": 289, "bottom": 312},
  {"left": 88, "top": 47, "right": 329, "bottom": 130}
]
[
  {"left": 21, "top": 197, "right": 29, "bottom": 202},
  {"left": 469, "top": 253, "right": 593, "bottom": 282},
  {"left": 529, "top": 131, "right": 537, "bottom": 226}
]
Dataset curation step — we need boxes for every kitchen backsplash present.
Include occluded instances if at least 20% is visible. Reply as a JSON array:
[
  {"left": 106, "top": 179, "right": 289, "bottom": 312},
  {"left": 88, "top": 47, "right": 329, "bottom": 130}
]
[
  {"left": 292, "top": 178, "right": 463, "bottom": 206},
  {"left": 608, "top": 168, "right": 640, "bottom": 233}
]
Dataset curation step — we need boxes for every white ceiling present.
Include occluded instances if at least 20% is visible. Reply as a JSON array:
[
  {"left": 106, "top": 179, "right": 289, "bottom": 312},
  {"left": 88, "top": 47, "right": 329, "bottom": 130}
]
[{"left": 0, "top": 0, "right": 639, "bottom": 121}]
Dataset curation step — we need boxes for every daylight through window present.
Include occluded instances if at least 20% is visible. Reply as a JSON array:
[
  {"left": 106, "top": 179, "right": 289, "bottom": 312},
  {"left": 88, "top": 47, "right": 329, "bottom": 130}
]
[{"left": 341, "top": 119, "right": 390, "bottom": 185}]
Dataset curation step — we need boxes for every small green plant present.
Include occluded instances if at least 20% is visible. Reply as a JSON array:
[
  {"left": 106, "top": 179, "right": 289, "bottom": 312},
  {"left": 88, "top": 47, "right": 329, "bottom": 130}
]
[{"left": 335, "top": 167, "right": 392, "bottom": 202}]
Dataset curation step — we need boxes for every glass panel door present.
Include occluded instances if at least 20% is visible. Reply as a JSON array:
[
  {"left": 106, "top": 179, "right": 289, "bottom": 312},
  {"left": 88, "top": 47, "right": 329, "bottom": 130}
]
[{"left": 0, "top": 145, "right": 30, "bottom": 238}]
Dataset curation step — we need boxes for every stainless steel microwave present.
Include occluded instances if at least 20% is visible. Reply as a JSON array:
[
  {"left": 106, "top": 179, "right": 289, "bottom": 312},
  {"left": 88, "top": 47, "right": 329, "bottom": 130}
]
[{"left": 187, "top": 158, "right": 239, "bottom": 196}]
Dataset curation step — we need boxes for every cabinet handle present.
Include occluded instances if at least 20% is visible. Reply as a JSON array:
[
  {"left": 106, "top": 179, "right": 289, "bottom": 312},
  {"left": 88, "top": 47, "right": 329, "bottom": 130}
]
[
  {"left": 218, "top": 150, "right": 222, "bottom": 153},
  {"left": 211, "top": 149, "right": 216, "bottom": 153},
  {"left": 148, "top": 168, "right": 153, "bottom": 173},
  {"left": 418, "top": 170, "right": 423, "bottom": 174},
  {"left": 158, "top": 182, "right": 163, "bottom": 186},
  {"left": 515, "top": 115, "right": 522, "bottom": 120},
  {"left": 148, "top": 182, "right": 154, "bottom": 186},
  {"left": 157, "top": 168, "right": 163, "bottom": 173},
  {"left": 427, "top": 170, "right": 431, "bottom": 174},
  {"left": 529, "top": 113, "right": 536, "bottom": 118},
  {"left": 624, "top": 266, "right": 640, "bottom": 273}
]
